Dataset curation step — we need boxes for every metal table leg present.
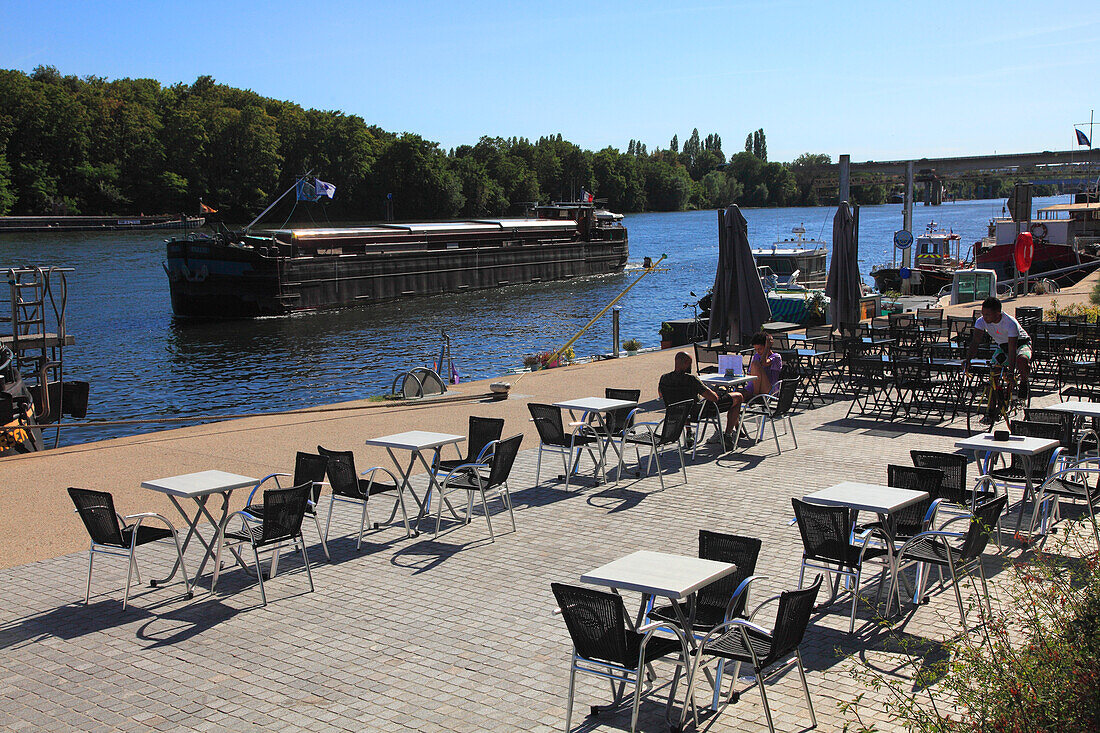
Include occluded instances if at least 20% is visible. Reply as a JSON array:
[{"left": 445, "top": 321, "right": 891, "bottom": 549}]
[{"left": 152, "top": 492, "right": 246, "bottom": 587}]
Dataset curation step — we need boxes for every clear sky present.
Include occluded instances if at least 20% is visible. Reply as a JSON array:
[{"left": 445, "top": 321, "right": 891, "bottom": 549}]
[{"left": 2, "top": 0, "right": 1098, "bottom": 162}]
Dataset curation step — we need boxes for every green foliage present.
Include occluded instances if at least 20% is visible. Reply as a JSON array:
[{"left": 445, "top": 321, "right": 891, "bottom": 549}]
[{"left": 622, "top": 338, "right": 642, "bottom": 351}]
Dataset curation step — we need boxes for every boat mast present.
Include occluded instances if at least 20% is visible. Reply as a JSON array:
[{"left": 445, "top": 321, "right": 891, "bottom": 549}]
[{"left": 244, "top": 172, "right": 312, "bottom": 234}]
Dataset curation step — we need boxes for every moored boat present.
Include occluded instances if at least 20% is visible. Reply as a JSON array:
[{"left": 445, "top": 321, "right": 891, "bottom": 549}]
[
  {"left": 870, "top": 222, "right": 965, "bottom": 295},
  {"left": 0, "top": 214, "right": 203, "bottom": 233},
  {"left": 752, "top": 225, "right": 828, "bottom": 289},
  {"left": 975, "top": 200, "right": 1100, "bottom": 285}
]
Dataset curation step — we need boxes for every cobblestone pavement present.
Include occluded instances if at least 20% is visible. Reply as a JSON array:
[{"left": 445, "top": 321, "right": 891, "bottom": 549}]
[{"left": 0, "top": 390, "right": 1077, "bottom": 732}]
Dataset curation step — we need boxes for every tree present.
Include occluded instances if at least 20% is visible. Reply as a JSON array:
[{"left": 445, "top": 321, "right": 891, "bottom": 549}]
[
  {"left": 751, "top": 129, "right": 767, "bottom": 162},
  {"left": 669, "top": 134, "right": 678, "bottom": 153},
  {"left": 789, "top": 153, "right": 831, "bottom": 205}
]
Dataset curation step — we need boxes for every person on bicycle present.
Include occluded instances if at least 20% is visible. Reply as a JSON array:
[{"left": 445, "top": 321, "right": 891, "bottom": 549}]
[{"left": 962, "top": 296, "right": 1031, "bottom": 399}]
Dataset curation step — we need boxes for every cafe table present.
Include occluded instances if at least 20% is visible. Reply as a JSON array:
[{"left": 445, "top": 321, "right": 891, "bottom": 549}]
[
  {"left": 582, "top": 550, "right": 738, "bottom": 722},
  {"left": 141, "top": 470, "right": 259, "bottom": 587},
  {"left": 698, "top": 374, "right": 756, "bottom": 450},
  {"left": 365, "top": 430, "right": 465, "bottom": 532},
  {"left": 954, "top": 432, "right": 1061, "bottom": 540},
  {"left": 553, "top": 397, "right": 637, "bottom": 482}
]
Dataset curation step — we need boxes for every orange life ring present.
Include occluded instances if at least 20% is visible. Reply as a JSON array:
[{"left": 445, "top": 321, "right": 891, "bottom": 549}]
[
  {"left": 1029, "top": 222, "right": 1048, "bottom": 240},
  {"left": 1015, "top": 231, "right": 1034, "bottom": 273}
]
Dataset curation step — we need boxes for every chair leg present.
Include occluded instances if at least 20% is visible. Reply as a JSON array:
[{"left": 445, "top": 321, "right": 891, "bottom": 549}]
[
  {"left": 564, "top": 658, "right": 577, "bottom": 732},
  {"left": 535, "top": 446, "right": 543, "bottom": 487},
  {"left": 754, "top": 666, "right": 777, "bottom": 733},
  {"left": 171, "top": 531, "right": 193, "bottom": 599},
  {"left": 653, "top": 438, "right": 666, "bottom": 491},
  {"left": 788, "top": 417, "right": 798, "bottom": 449},
  {"left": 357, "top": 499, "right": 369, "bottom": 550},
  {"left": 434, "top": 486, "right": 446, "bottom": 538},
  {"left": 503, "top": 483, "right": 517, "bottom": 533},
  {"left": 311, "top": 512, "right": 330, "bottom": 561},
  {"left": 947, "top": 555, "right": 965, "bottom": 626},
  {"left": 849, "top": 566, "right": 862, "bottom": 634},
  {"left": 300, "top": 533, "right": 314, "bottom": 593},
  {"left": 123, "top": 549, "right": 138, "bottom": 611},
  {"left": 771, "top": 417, "right": 782, "bottom": 454},
  {"left": 211, "top": 528, "right": 225, "bottom": 592},
  {"left": 394, "top": 491, "right": 413, "bottom": 538},
  {"left": 253, "top": 544, "right": 267, "bottom": 606},
  {"left": 83, "top": 545, "right": 93, "bottom": 603},
  {"left": 796, "top": 650, "right": 817, "bottom": 729},
  {"left": 629, "top": 667, "right": 645, "bottom": 733},
  {"left": 678, "top": 443, "right": 687, "bottom": 485},
  {"left": 325, "top": 500, "right": 336, "bottom": 545},
  {"left": 480, "top": 488, "right": 495, "bottom": 542}
]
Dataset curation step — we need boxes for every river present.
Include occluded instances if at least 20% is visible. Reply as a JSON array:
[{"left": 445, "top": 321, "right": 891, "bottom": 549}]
[{"left": 0, "top": 195, "right": 1068, "bottom": 447}]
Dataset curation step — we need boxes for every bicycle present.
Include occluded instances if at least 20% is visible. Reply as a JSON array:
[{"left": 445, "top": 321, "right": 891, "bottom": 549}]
[
  {"left": 683, "top": 291, "right": 708, "bottom": 343},
  {"left": 965, "top": 360, "right": 1028, "bottom": 433}
]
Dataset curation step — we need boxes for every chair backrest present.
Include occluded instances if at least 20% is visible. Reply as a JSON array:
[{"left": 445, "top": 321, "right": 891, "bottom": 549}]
[
  {"left": 959, "top": 495, "right": 1009, "bottom": 560},
  {"left": 551, "top": 582, "right": 631, "bottom": 667},
  {"left": 696, "top": 531, "right": 762, "bottom": 619},
  {"left": 657, "top": 400, "right": 692, "bottom": 444},
  {"left": 916, "top": 308, "right": 944, "bottom": 324},
  {"left": 771, "top": 378, "right": 799, "bottom": 418},
  {"left": 294, "top": 451, "right": 330, "bottom": 504},
  {"left": 317, "top": 445, "right": 360, "bottom": 497},
  {"left": 694, "top": 342, "right": 721, "bottom": 372},
  {"left": 910, "top": 450, "right": 967, "bottom": 504},
  {"left": 766, "top": 575, "right": 823, "bottom": 665},
  {"left": 67, "top": 487, "right": 125, "bottom": 547},
  {"left": 1023, "top": 408, "right": 1074, "bottom": 448},
  {"left": 1008, "top": 420, "right": 1062, "bottom": 471},
  {"left": 259, "top": 482, "right": 312, "bottom": 545},
  {"left": 467, "top": 416, "right": 506, "bottom": 462},
  {"left": 772, "top": 333, "right": 791, "bottom": 350},
  {"left": 527, "top": 403, "right": 568, "bottom": 447},
  {"left": 887, "top": 464, "right": 944, "bottom": 536},
  {"left": 604, "top": 388, "right": 641, "bottom": 434},
  {"left": 486, "top": 434, "right": 523, "bottom": 487},
  {"left": 791, "top": 498, "right": 850, "bottom": 566}
]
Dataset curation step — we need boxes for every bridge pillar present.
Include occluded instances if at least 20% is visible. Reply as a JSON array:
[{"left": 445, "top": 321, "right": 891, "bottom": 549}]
[
  {"left": 932, "top": 179, "right": 943, "bottom": 205},
  {"left": 923, "top": 180, "right": 932, "bottom": 206},
  {"left": 838, "top": 154, "right": 850, "bottom": 203}
]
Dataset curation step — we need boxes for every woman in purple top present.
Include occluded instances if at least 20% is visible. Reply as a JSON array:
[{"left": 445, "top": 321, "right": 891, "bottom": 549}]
[{"left": 724, "top": 332, "right": 782, "bottom": 441}]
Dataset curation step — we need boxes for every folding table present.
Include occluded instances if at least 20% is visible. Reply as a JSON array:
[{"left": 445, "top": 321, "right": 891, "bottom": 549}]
[
  {"left": 365, "top": 430, "right": 465, "bottom": 532},
  {"left": 552, "top": 396, "right": 637, "bottom": 481},
  {"left": 141, "top": 470, "right": 259, "bottom": 587}
]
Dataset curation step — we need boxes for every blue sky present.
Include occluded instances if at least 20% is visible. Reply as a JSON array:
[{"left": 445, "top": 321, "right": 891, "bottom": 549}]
[{"left": 3, "top": 0, "right": 1098, "bottom": 162}]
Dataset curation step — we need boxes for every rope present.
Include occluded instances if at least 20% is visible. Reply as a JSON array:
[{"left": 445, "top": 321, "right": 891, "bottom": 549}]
[{"left": 0, "top": 389, "right": 493, "bottom": 434}]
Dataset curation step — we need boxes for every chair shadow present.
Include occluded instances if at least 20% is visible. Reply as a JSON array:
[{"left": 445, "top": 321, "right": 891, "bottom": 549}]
[
  {"left": 586, "top": 484, "right": 652, "bottom": 514},
  {"left": 134, "top": 596, "right": 242, "bottom": 648},
  {"left": 389, "top": 533, "right": 490, "bottom": 575},
  {"left": 816, "top": 417, "right": 973, "bottom": 439},
  {"left": 0, "top": 600, "right": 156, "bottom": 651}
]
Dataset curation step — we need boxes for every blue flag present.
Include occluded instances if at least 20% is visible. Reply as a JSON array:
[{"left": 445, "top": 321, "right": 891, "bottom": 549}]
[
  {"left": 1076, "top": 128, "right": 1091, "bottom": 147},
  {"left": 296, "top": 179, "right": 319, "bottom": 202}
]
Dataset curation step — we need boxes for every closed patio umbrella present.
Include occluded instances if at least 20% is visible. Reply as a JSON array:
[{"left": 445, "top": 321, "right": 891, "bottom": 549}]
[
  {"left": 708, "top": 204, "right": 770, "bottom": 346},
  {"left": 826, "top": 202, "right": 861, "bottom": 328}
]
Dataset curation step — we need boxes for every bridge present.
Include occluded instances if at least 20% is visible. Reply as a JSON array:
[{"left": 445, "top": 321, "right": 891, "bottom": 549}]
[{"left": 819, "top": 148, "right": 1100, "bottom": 205}]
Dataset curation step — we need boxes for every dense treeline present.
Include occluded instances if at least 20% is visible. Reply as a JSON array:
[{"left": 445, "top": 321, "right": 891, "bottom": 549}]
[{"left": 6, "top": 66, "right": 998, "bottom": 220}]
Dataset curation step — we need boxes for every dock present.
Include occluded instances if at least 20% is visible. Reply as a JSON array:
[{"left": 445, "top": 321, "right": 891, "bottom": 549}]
[{"left": 0, "top": 337, "right": 1085, "bottom": 731}]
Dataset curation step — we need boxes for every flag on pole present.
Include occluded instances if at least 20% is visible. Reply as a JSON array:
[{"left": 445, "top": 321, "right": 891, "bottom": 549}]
[
  {"left": 580, "top": 188, "right": 594, "bottom": 203},
  {"left": 199, "top": 201, "right": 217, "bottom": 214},
  {"left": 314, "top": 179, "right": 336, "bottom": 199},
  {"left": 296, "top": 179, "right": 319, "bottom": 201},
  {"left": 1076, "top": 128, "right": 1091, "bottom": 147}
]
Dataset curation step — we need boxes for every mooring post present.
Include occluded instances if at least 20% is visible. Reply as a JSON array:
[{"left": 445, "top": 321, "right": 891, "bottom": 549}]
[
  {"left": 612, "top": 306, "right": 621, "bottom": 358},
  {"left": 902, "top": 162, "right": 914, "bottom": 296},
  {"left": 838, "top": 154, "right": 850, "bottom": 204}
]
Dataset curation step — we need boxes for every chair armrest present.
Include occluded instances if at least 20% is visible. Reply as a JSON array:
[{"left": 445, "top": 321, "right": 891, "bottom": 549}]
[
  {"left": 439, "top": 462, "right": 488, "bottom": 488},
  {"left": 474, "top": 439, "right": 500, "bottom": 463},
  {"left": 221, "top": 509, "right": 256, "bottom": 533},
  {"left": 747, "top": 592, "right": 783, "bottom": 622},
  {"left": 246, "top": 472, "right": 291, "bottom": 505},
  {"left": 696, "top": 617, "right": 773, "bottom": 649},
  {"left": 122, "top": 512, "right": 179, "bottom": 535},
  {"left": 725, "top": 575, "right": 767, "bottom": 618},
  {"left": 360, "top": 466, "right": 404, "bottom": 494},
  {"left": 896, "top": 529, "right": 967, "bottom": 556},
  {"left": 921, "top": 497, "right": 945, "bottom": 530}
]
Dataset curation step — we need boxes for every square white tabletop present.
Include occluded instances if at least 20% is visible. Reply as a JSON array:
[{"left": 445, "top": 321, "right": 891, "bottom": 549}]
[
  {"left": 365, "top": 430, "right": 465, "bottom": 451},
  {"left": 804, "top": 482, "right": 928, "bottom": 515},
  {"left": 1045, "top": 401, "right": 1100, "bottom": 418},
  {"left": 700, "top": 374, "right": 756, "bottom": 388},
  {"left": 141, "top": 470, "right": 259, "bottom": 498},
  {"left": 553, "top": 397, "right": 637, "bottom": 412},
  {"left": 955, "top": 433, "right": 1061, "bottom": 456},
  {"left": 581, "top": 550, "right": 737, "bottom": 600}
]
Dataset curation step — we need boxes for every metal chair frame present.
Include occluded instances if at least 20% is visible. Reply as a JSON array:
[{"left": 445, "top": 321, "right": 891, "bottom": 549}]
[
  {"left": 742, "top": 379, "right": 799, "bottom": 454},
  {"left": 529, "top": 403, "right": 607, "bottom": 491},
  {"left": 433, "top": 435, "right": 522, "bottom": 541},
  {"left": 318, "top": 445, "right": 413, "bottom": 548},
  {"left": 617, "top": 400, "right": 691, "bottom": 490},
  {"left": 242, "top": 453, "right": 331, "bottom": 561}
]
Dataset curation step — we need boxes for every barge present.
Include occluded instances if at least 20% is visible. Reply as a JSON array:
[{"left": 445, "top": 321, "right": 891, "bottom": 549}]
[
  {"left": 165, "top": 199, "right": 628, "bottom": 318},
  {"left": 0, "top": 214, "right": 203, "bottom": 233}
]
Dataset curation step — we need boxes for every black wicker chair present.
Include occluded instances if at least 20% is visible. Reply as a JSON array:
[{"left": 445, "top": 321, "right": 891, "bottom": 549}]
[
  {"left": 649, "top": 532, "right": 763, "bottom": 633},
  {"left": 434, "top": 434, "right": 523, "bottom": 541},
  {"left": 1023, "top": 408, "right": 1075, "bottom": 451},
  {"left": 743, "top": 378, "right": 799, "bottom": 454},
  {"left": 67, "top": 487, "right": 193, "bottom": 610},
  {"left": 1029, "top": 459, "right": 1100, "bottom": 550},
  {"left": 528, "top": 403, "right": 605, "bottom": 491},
  {"left": 318, "top": 445, "right": 412, "bottom": 548},
  {"left": 791, "top": 498, "right": 892, "bottom": 633},
  {"left": 242, "top": 451, "right": 331, "bottom": 561},
  {"left": 551, "top": 582, "right": 691, "bottom": 733},
  {"left": 694, "top": 342, "right": 722, "bottom": 374},
  {"left": 212, "top": 482, "right": 315, "bottom": 606},
  {"left": 988, "top": 420, "right": 1064, "bottom": 506},
  {"left": 910, "top": 449, "right": 997, "bottom": 509},
  {"left": 858, "top": 465, "right": 945, "bottom": 543},
  {"left": 681, "top": 576, "right": 823, "bottom": 733},
  {"left": 887, "top": 496, "right": 1008, "bottom": 627},
  {"left": 435, "top": 416, "right": 505, "bottom": 475},
  {"left": 618, "top": 400, "right": 692, "bottom": 490}
]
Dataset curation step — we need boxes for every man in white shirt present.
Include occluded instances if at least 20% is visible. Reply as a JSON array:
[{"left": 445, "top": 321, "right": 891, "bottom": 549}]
[{"left": 963, "top": 296, "right": 1031, "bottom": 399}]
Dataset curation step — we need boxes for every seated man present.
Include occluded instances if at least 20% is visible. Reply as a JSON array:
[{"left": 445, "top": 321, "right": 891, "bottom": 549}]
[
  {"left": 725, "top": 332, "right": 783, "bottom": 441},
  {"left": 963, "top": 296, "right": 1031, "bottom": 405},
  {"left": 657, "top": 351, "right": 729, "bottom": 446}
]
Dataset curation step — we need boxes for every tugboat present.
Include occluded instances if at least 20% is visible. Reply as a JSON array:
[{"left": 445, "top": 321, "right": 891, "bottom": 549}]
[
  {"left": 165, "top": 178, "right": 629, "bottom": 319},
  {"left": 870, "top": 222, "right": 965, "bottom": 295}
]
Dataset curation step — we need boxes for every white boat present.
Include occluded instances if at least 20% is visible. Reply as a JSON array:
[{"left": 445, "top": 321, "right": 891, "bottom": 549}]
[{"left": 752, "top": 225, "right": 828, "bottom": 290}]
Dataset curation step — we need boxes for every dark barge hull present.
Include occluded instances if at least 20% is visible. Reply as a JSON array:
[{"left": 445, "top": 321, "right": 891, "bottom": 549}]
[{"left": 166, "top": 221, "right": 628, "bottom": 318}]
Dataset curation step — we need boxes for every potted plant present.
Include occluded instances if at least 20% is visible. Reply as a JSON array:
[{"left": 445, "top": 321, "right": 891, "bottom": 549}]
[
  {"left": 659, "top": 322, "right": 674, "bottom": 349},
  {"left": 622, "top": 338, "right": 642, "bottom": 355}
]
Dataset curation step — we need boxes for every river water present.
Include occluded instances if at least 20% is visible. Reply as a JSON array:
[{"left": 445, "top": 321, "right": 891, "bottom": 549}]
[{"left": 0, "top": 195, "right": 1068, "bottom": 447}]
